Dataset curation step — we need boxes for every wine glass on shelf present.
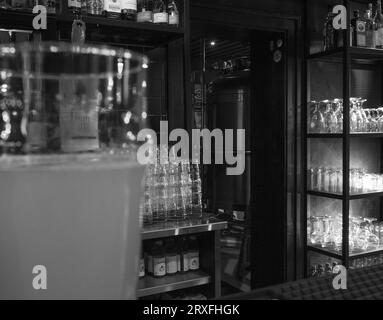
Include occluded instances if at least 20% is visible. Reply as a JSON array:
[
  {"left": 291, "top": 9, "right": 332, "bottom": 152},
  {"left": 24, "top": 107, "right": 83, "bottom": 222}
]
[
  {"left": 350, "top": 98, "right": 359, "bottom": 133},
  {"left": 324, "top": 100, "right": 338, "bottom": 133},
  {"left": 334, "top": 99, "right": 343, "bottom": 133}
]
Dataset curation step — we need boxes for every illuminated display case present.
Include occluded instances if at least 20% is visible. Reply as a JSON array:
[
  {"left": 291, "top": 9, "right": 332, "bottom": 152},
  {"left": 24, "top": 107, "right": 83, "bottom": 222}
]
[{"left": 304, "top": 0, "right": 383, "bottom": 274}]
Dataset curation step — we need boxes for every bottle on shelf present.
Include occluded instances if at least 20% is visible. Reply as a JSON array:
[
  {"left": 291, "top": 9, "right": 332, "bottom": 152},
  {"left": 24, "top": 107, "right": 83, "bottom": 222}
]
[
  {"left": 86, "top": 0, "right": 103, "bottom": 16},
  {"left": 139, "top": 249, "right": 145, "bottom": 278},
  {"left": 323, "top": 6, "right": 338, "bottom": 51},
  {"left": 11, "top": 0, "right": 27, "bottom": 10},
  {"left": 165, "top": 238, "right": 178, "bottom": 276},
  {"left": 351, "top": 10, "right": 367, "bottom": 47},
  {"left": 121, "top": 0, "right": 137, "bottom": 20},
  {"left": 71, "top": 7, "right": 86, "bottom": 44},
  {"left": 137, "top": 0, "right": 153, "bottom": 23},
  {"left": 68, "top": 0, "right": 82, "bottom": 13},
  {"left": 146, "top": 240, "right": 154, "bottom": 275},
  {"left": 177, "top": 237, "right": 189, "bottom": 273},
  {"left": 103, "top": 0, "right": 121, "bottom": 19},
  {"left": 188, "top": 236, "right": 200, "bottom": 271},
  {"left": 152, "top": 240, "right": 166, "bottom": 278},
  {"left": 167, "top": 0, "right": 179, "bottom": 27},
  {"left": 152, "top": 0, "right": 168, "bottom": 24},
  {"left": 365, "top": 3, "right": 375, "bottom": 48},
  {"left": 374, "top": 0, "right": 383, "bottom": 48}
]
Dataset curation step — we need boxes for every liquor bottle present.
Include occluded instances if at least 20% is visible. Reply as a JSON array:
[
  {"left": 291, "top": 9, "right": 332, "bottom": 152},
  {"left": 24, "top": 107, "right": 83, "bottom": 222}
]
[
  {"left": 153, "top": 0, "right": 168, "bottom": 24},
  {"left": 165, "top": 239, "right": 178, "bottom": 276},
  {"left": 87, "top": 0, "right": 103, "bottom": 15},
  {"left": 177, "top": 237, "right": 189, "bottom": 273},
  {"left": 152, "top": 240, "right": 166, "bottom": 278},
  {"left": 121, "top": 0, "right": 137, "bottom": 20},
  {"left": 167, "top": 0, "right": 179, "bottom": 27},
  {"left": 365, "top": 3, "right": 375, "bottom": 48},
  {"left": 68, "top": 0, "right": 82, "bottom": 13},
  {"left": 11, "top": 0, "right": 26, "bottom": 10},
  {"left": 351, "top": 10, "right": 367, "bottom": 47},
  {"left": 146, "top": 241, "right": 154, "bottom": 275},
  {"left": 323, "top": 7, "right": 336, "bottom": 51},
  {"left": 188, "top": 236, "right": 200, "bottom": 271},
  {"left": 374, "top": 0, "right": 383, "bottom": 48},
  {"left": 138, "top": 250, "right": 145, "bottom": 278},
  {"left": 103, "top": 0, "right": 121, "bottom": 18},
  {"left": 137, "top": 0, "right": 153, "bottom": 23},
  {"left": 71, "top": 10, "right": 86, "bottom": 44}
]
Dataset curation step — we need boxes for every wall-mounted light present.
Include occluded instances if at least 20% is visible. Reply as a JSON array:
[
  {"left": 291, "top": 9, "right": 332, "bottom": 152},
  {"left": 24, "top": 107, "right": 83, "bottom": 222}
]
[{"left": 210, "top": 41, "right": 216, "bottom": 46}]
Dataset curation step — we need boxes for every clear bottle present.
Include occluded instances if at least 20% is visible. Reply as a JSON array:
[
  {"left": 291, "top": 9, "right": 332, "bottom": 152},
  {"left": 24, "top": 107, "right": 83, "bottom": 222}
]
[
  {"left": 152, "top": 240, "right": 166, "bottom": 278},
  {"left": 153, "top": 0, "right": 168, "bottom": 24},
  {"left": 68, "top": 0, "right": 82, "bottom": 13},
  {"left": 137, "top": 0, "right": 153, "bottom": 23},
  {"left": 167, "top": 0, "right": 179, "bottom": 27},
  {"left": 71, "top": 9, "right": 86, "bottom": 44},
  {"left": 103, "top": 0, "right": 121, "bottom": 18},
  {"left": 121, "top": 0, "right": 137, "bottom": 20},
  {"left": 352, "top": 10, "right": 367, "bottom": 47},
  {"left": 138, "top": 249, "right": 145, "bottom": 278},
  {"left": 12, "top": 0, "right": 27, "bottom": 10},
  {"left": 323, "top": 7, "right": 337, "bottom": 51},
  {"left": 146, "top": 241, "right": 154, "bottom": 275},
  {"left": 165, "top": 238, "right": 178, "bottom": 276},
  {"left": 374, "top": 0, "right": 383, "bottom": 48},
  {"left": 177, "top": 237, "right": 189, "bottom": 273},
  {"left": 365, "top": 3, "right": 375, "bottom": 48},
  {"left": 188, "top": 236, "right": 200, "bottom": 271}
]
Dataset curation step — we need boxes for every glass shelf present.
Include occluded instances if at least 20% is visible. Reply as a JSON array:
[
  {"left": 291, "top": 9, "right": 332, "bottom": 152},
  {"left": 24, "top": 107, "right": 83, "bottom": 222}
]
[
  {"left": 309, "top": 47, "right": 383, "bottom": 62},
  {"left": 308, "top": 190, "right": 383, "bottom": 200},
  {"left": 307, "top": 133, "right": 383, "bottom": 139}
]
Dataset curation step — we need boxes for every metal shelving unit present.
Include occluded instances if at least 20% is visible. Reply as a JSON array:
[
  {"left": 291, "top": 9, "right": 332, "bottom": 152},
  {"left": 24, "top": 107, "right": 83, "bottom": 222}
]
[
  {"left": 140, "top": 216, "right": 227, "bottom": 298},
  {"left": 303, "top": 0, "right": 383, "bottom": 272}
]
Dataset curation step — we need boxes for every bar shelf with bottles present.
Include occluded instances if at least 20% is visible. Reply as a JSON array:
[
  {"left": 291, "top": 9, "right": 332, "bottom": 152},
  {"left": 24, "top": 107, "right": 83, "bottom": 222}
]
[
  {"left": 137, "top": 236, "right": 212, "bottom": 298},
  {"left": 137, "top": 146, "right": 227, "bottom": 298},
  {"left": 0, "top": 1, "right": 186, "bottom": 45},
  {"left": 60, "top": 0, "right": 185, "bottom": 44},
  {"left": 304, "top": 0, "right": 383, "bottom": 272}
]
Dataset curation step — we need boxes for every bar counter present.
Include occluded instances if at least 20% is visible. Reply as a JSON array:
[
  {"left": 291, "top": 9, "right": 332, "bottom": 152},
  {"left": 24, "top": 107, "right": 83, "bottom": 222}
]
[{"left": 227, "top": 265, "right": 383, "bottom": 300}]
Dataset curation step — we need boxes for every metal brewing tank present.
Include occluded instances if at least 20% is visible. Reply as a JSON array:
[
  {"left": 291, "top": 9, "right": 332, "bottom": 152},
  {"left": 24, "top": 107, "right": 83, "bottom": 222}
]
[{"left": 206, "top": 69, "right": 251, "bottom": 214}]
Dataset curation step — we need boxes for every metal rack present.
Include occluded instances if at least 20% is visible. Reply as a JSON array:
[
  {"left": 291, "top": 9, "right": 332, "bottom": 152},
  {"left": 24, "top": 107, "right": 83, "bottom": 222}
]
[
  {"left": 139, "top": 217, "right": 228, "bottom": 298},
  {"left": 303, "top": 0, "right": 383, "bottom": 272}
]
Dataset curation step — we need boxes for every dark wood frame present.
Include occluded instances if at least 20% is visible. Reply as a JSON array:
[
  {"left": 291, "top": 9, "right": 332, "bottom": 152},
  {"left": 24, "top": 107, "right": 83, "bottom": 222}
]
[{"left": 191, "top": 3, "right": 303, "bottom": 288}]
